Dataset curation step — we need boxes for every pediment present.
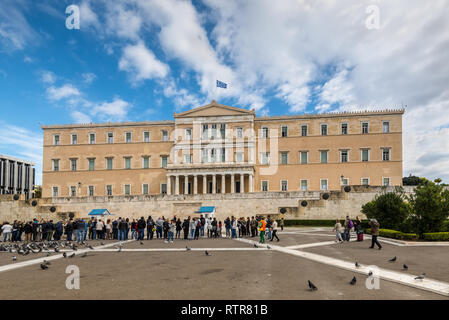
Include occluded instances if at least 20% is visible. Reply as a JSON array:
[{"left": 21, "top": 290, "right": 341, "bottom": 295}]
[{"left": 174, "top": 101, "right": 255, "bottom": 118}]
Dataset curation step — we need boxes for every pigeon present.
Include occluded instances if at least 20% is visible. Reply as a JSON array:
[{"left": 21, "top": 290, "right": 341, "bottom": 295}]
[
  {"left": 267, "top": 245, "right": 272, "bottom": 250},
  {"left": 205, "top": 250, "right": 211, "bottom": 256},
  {"left": 403, "top": 264, "right": 408, "bottom": 270},
  {"left": 308, "top": 280, "right": 318, "bottom": 291},
  {"left": 88, "top": 245, "right": 94, "bottom": 250},
  {"left": 63, "top": 252, "right": 67, "bottom": 258},
  {"left": 100, "top": 242, "right": 105, "bottom": 246},
  {"left": 355, "top": 261, "right": 360, "bottom": 268},
  {"left": 12, "top": 256, "right": 17, "bottom": 262},
  {"left": 389, "top": 256, "right": 397, "bottom": 262},
  {"left": 186, "top": 246, "right": 191, "bottom": 251},
  {"left": 40, "top": 263, "right": 48, "bottom": 270},
  {"left": 368, "top": 271, "right": 373, "bottom": 277},
  {"left": 72, "top": 244, "right": 77, "bottom": 251},
  {"left": 140, "top": 241, "right": 144, "bottom": 245},
  {"left": 46, "top": 251, "right": 51, "bottom": 257},
  {"left": 81, "top": 252, "right": 87, "bottom": 258},
  {"left": 54, "top": 247, "right": 59, "bottom": 253},
  {"left": 69, "top": 253, "right": 75, "bottom": 258},
  {"left": 415, "top": 273, "right": 426, "bottom": 280},
  {"left": 118, "top": 247, "right": 122, "bottom": 252},
  {"left": 350, "top": 276, "right": 357, "bottom": 285},
  {"left": 253, "top": 243, "right": 258, "bottom": 248},
  {"left": 43, "top": 260, "right": 51, "bottom": 265}
]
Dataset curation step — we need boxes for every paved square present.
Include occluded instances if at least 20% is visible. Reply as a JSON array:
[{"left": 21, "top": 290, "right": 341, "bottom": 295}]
[{"left": 0, "top": 227, "right": 448, "bottom": 300}]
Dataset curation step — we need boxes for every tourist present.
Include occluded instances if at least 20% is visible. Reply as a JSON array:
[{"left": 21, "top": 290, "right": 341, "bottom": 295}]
[
  {"left": 231, "top": 217, "right": 238, "bottom": 239},
  {"left": 246, "top": 217, "right": 251, "bottom": 237},
  {"left": 258, "top": 217, "right": 266, "bottom": 243},
  {"left": 1, "top": 222, "right": 12, "bottom": 242},
  {"left": 65, "top": 220, "right": 74, "bottom": 241},
  {"left": 137, "top": 217, "right": 146, "bottom": 241},
  {"left": 344, "top": 216, "right": 353, "bottom": 241},
  {"left": 175, "top": 218, "right": 182, "bottom": 239},
  {"left": 250, "top": 217, "right": 257, "bottom": 237},
  {"left": 156, "top": 217, "right": 164, "bottom": 239},
  {"left": 354, "top": 216, "right": 362, "bottom": 241},
  {"left": 194, "top": 218, "right": 201, "bottom": 240},
  {"left": 106, "top": 219, "right": 112, "bottom": 240},
  {"left": 166, "top": 219, "right": 175, "bottom": 243},
  {"left": 280, "top": 218, "right": 285, "bottom": 231},
  {"left": 118, "top": 218, "right": 127, "bottom": 240},
  {"left": 200, "top": 215, "right": 206, "bottom": 237},
  {"left": 55, "top": 220, "right": 63, "bottom": 240},
  {"left": 83, "top": 218, "right": 88, "bottom": 241},
  {"left": 218, "top": 220, "right": 222, "bottom": 237},
  {"left": 112, "top": 219, "right": 118, "bottom": 240},
  {"left": 369, "top": 219, "right": 382, "bottom": 250},
  {"left": 266, "top": 215, "right": 272, "bottom": 240},
  {"left": 333, "top": 219, "right": 343, "bottom": 243},
  {"left": 182, "top": 218, "right": 189, "bottom": 240},
  {"left": 163, "top": 219, "right": 169, "bottom": 239},
  {"left": 32, "top": 219, "right": 39, "bottom": 242},
  {"left": 207, "top": 217, "right": 213, "bottom": 238},
  {"left": 189, "top": 218, "right": 196, "bottom": 239},
  {"left": 130, "top": 219, "right": 137, "bottom": 240},
  {"left": 47, "top": 220, "right": 55, "bottom": 241},
  {"left": 212, "top": 218, "right": 218, "bottom": 238},
  {"left": 125, "top": 218, "right": 130, "bottom": 240},
  {"left": 96, "top": 219, "right": 105, "bottom": 240},
  {"left": 41, "top": 220, "right": 48, "bottom": 241},
  {"left": 271, "top": 219, "right": 280, "bottom": 242},
  {"left": 225, "top": 217, "right": 231, "bottom": 238},
  {"left": 24, "top": 221, "right": 33, "bottom": 242},
  {"left": 17, "top": 221, "right": 24, "bottom": 241},
  {"left": 146, "top": 216, "right": 155, "bottom": 240},
  {"left": 89, "top": 218, "right": 95, "bottom": 240},
  {"left": 76, "top": 219, "right": 85, "bottom": 243}
]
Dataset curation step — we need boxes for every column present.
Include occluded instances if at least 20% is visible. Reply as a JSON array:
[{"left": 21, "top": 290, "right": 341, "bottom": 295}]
[
  {"left": 240, "top": 173, "right": 245, "bottom": 193},
  {"left": 194, "top": 175, "right": 198, "bottom": 195},
  {"left": 231, "top": 174, "right": 235, "bottom": 193},
  {"left": 203, "top": 175, "right": 207, "bottom": 194},
  {"left": 184, "top": 175, "right": 189, "bottom": 195},
  {"left": 221, "top": 174, "right": 226, "bottom": 194},
  {"left": 249, "top": 174, "right": 253, "bottom": 193},
  {"left": 167, "top": 175, "right": 171, "bottom": 195},
  {"left": 175, "top": 175, "right": 179, "bottom": 195},
  {"left": 212, "top": 174, "right": 216, "bottom": 194}
]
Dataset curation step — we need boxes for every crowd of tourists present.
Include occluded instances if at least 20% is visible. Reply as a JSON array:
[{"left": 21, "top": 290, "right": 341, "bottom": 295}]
[{"left": 0, "top": 215, "right": 285, "bottom": 244}]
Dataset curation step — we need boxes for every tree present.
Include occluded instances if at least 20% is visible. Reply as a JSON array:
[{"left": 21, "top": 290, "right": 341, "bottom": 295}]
[
  {"left": 407, "top": 179, "right": 449, "bottom": 237},
  {"left": 403, "top": 175, "right": 427, "bottom": 186},
  {"left": 361, "top": 190, "right": 409, "bottom": 230}
]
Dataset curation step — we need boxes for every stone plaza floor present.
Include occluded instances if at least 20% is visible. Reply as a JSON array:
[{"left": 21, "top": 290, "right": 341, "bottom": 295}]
[{"left": 0, "top": 227, "right": 448, "bottom": 300}]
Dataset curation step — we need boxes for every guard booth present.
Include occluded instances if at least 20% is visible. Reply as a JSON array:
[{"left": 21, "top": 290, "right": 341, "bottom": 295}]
[{"left": 195, "top": 206, "right": 215, "bottom": 220}]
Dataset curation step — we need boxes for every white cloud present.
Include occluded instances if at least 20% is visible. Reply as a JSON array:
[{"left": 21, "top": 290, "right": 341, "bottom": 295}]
[
  {"left": 41, "top": 70, "right": 56, "bottom": 84},
  {"left": 71, "top": 111, "right": 92, "bottom": 124},
  {"left": 46, "top": 84, "right": 81, "bottom": 101},
  {"left": 91, "top": 98, "right": 132, "bottom": 121},
  {"left": 79, "top": 0, "right": 101, "bottom": 31},
  {"left": 82, "top": 72, "right": 97, "bottom": 84},
  {"left": 119, "top": 42, "right": 169, "bottom": 82},
  {"left": 23, "top": 56, "right": 33, "bottom": 63}
]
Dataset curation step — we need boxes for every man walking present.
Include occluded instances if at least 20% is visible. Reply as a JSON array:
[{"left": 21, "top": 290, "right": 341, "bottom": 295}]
[
  {"left": 271, "top": 219, "right": 279, "bottom": 242},
  {"left": 369, "top": 219, "right": 382, "bottom": 250}
]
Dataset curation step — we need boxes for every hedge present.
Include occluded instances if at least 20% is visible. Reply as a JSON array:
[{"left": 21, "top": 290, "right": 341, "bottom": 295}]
[
  {"left": 422, "top": 232, "right": 449, "bottom": 241},
  {"left": 283, "top": 219, "right": 369, "bottom": 227},
  {"left": 364, "top": 228, "right": 418, "bottom": 241}
]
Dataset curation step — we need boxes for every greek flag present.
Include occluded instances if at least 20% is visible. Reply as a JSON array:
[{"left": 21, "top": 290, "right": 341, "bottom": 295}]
[{"left": 216, "top": 80, "right": 227, "bottom": 89}]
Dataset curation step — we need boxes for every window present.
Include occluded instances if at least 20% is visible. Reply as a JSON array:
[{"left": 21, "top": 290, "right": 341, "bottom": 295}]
[
  {"left": 300, "top": 151, "right": 308, "bottom": 164},
  {"left": 362, "top": 122, "right": 369, "bottom": 134},
  {"left": 161, "top": 183, "right": 167, "bottom": 194},
  {"left": 320, "top": 179, "right": 328, "bottom": 190},
  {"left": 383, "top": 177, "right": 390, "bottom": 186},
  {"left": 162, "top": 130, "right": 168, "bottom": 142},
  {"left": 221, "top": 147, "right": 226, "bottom": 162},
  {"left": 106, "top": 157, "right": 113, "bottom": 170},
  {"left": 142, "top": 156, "right": 150, "bottom": 169},
  {"left": 202, "top": 149, "right": 208, "bottom": 163},
  {"left": 124, "top": 184, "right": 131, "bottom": 195},
  {"left": 185, "top": 129, "right": 192, "bottom": 141},
  {"left": 361, "top": 178, "right": 370, "bottom": 186},
  {"left": 124, "top": 157, "right": 131, "bottom": 169},
  {"left": 70, "top": 186, "right": 76, "bottom": 197},
  {"left": 52, "top": 159, "right": 59, "bottom": 172},
  {"left": 88, "top": 186, "right": 94, "bottom": 197},
  {"left": 236, "top": 127, "right": 243, "bottom": 138},
  {"left": 220, "top": 124, "right": 226, "bottom": 138},
  {"left": 89, "top": 133, "right": 95, "bottom": 144},
  {"left": 321, "top": 124, "right": 328, "bottom": 136},
  {"left": 361, "top": 149, "right": 370, "bottom": 162},
  {"left": 143, "top": 131, "right": 150, "bottom": 142},
  {"left": 88, "top": 158, "right": 95, "bottom": 171},
  {"left": 300, "top": 180, "right": 308, "bottom": 191},
  {"left": 210, "top": 149, "right": 216, "bottom": 162},
  {"left": 261, "top": 127, "right": 269, "bottom": 138},
  {"left": 54, "top": 135, "right": 60, "bottom": 145},
  {"left": 106, "top": 185, "right": 112, "bottom": 196},
  {"left": 280, "top": 152, "right": 288, "bottom": 165},
  {"left": 52, "top": 186, "right": 59, "bottom": 197},
  {"left": 320, "top": 150, "right": 328, "bottom": 163},
  {"left": 236, "top": 152, "right": 244, "bottom": 163},
  {"left": 125, "top": 132, "right": 132, "bottom": 143},
  {"left": 142, "top": 184, "right": 149, "bottom": 195},
  {"left": 202, "top": 124, "right": 208, "bottom": 139},
  {"left": 184, "top": 154, "right": 192, "bottom": 164},
  {"left": 383, "top": 121, "right": 390, "bottom": 133},
  {"left": 341, "top": 178, "right": 349, "bottom": 186},
  {"left": 340, "top": 150, "right": 348, "bottom": 163},
  {"left": 281, "top": 125, "right": 288, "bottom": 137},
  {"left": 71, "top": 134, "right": 77, "bottom": 145},
  {"left": 301, "top": 125, "right": 308, "bottom": 136},
  {"left": 341, "top": 123, "right": 348, "bottom": 135},
  {"left": 382, "top": 148, "right": 390, "bottom": 161},
  {"left": 281, "top": 180, "right": 288, "bottom": 191},
  {"left": 107, "top": 132, "right": 114, "bottom": 144},
  {"left": 260, "top": 152, "right": 269, "bottom": 165},
  {"left": 261, "top": 181, "right": 268, "bottom": 192},
  {"left": 161, "top": 156, "right": 168, "bottom": 168},
  {"left": 70, "top": 159, "right": 77, "bottom": 171},
  {"left": 211, "top": 124, "right": 217, "bottom": 139}
]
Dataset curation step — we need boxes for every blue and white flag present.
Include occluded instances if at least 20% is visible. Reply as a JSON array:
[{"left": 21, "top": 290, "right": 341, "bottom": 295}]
[{"left": 216, "top": 80, "right": 227, "bottom": 89}]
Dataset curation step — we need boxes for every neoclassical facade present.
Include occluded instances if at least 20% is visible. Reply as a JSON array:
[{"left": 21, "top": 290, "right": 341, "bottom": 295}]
[
  {"left": 41, "top": 101, "right": 403, "bottom": 198},
  {"left": 0, "top": 154, "right": 36, "bottom": 199}
]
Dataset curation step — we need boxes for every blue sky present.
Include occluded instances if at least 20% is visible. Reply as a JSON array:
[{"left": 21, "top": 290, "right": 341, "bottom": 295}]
[{"left": 1, "top": 0, "right": 449, "bottom": 185}]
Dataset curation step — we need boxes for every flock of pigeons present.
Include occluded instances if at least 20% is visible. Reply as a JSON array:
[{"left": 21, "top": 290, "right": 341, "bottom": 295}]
[{"left": 307, "top": 255, "right": 426, "bottom": 291}]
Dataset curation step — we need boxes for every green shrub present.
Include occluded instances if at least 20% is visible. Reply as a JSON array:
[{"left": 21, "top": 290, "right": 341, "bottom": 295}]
[
  {"left": 364, "top": 228, "right": 418, "bottom": 240},
  {"left": 422, "top": 232, "right": 449, "bottom": 241},
  {"left": 441, "top": 220, "right": 449, "bottom": 232},
  {"left": 397, "top": 233, "right": 418, "bottom": 241}
]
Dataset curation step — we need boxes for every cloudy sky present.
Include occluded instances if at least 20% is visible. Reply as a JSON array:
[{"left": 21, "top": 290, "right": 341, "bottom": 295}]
[{"left": 1, "top": 0, "right": 449, "bottom": 185}]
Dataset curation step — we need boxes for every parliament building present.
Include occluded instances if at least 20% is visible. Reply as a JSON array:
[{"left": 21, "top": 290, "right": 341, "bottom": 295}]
[{"left": 41, "top": 101, "right": 403, "bottom": 199}]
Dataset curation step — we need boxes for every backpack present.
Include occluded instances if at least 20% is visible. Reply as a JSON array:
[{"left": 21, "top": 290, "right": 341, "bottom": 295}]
[{"left": 348, "top": 220, "right": 354, "bottom": 228}]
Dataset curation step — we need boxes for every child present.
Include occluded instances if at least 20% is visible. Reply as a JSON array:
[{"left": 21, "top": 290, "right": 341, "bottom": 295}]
[{"left": 333, "top": 219, "right": 343, "bottom": 243}]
